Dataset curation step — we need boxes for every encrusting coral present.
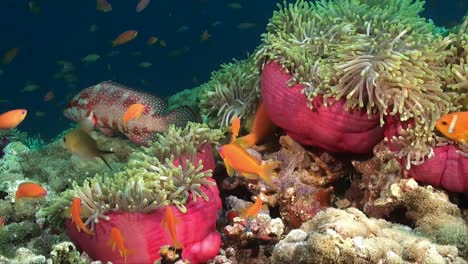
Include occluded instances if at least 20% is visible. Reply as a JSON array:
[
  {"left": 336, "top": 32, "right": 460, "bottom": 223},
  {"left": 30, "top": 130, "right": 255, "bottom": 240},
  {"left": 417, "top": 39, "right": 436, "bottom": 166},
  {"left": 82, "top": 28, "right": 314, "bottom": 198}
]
[
  {"left": 272, "top": 207, "right": 467, "bottom": 264},
  {"left": 41, "top": 122, "right": 224, "bottom": 264},
  {"left": 199, "top": 56, "right": 261, "bottom": 128}
]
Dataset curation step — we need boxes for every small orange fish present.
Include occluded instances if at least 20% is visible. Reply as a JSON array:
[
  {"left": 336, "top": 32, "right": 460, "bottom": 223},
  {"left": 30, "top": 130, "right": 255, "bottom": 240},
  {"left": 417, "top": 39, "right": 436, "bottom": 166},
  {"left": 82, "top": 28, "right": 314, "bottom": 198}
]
[
  {"left": 43, "top": 90, "right": 55, "bottom": 102},
  {"left": 2, "top": 48, "right": 19, "bottom": 64},
  {"left": 136, "top": 0, "right": 151, "bottom": 12},
  {"left": 235, "top": 102, "right": 276, "bottom": 148},
  {"left": 161, "top": 207, "right": 183, "bottom": 249},
  {"left": 112, "top": 30, "right": 138, "bottom": 47},
  {"left": 15, "top": 182, "right": 47, "bottom": 200},
  {"left": 71, "top": 197, "right": 94, "bottom": 236},
  {"left": 240, "top": 196, "right": 263, "bottom": 219},
  {"left": 159, "top": 40, "right": 167, "bottom": 47},
  {"left": 107, "top": 227, "right": 131, "bottom": 264},
  {"left": 0, "top": 109, "right": 27, "bottom": 130},
  {"left": 96, "top": 0, "right": 112, "bottom": 12},
  {"left": 230, "top": 117, "right": 240, "bottom": 143},
  {"left": 146, "top": 36, "right": 158, "bottom": 45},
  {"left": 218, "top": 143, "right": 280, "bottom": 187},
  {"left": 200, "top": 30, "right": 210, "bottom": 42},
  {"left": 0, "top": 216, "right": 3, "bottom": 231},
  {"left": 122, "top": 103, "right": 145, "bottom": 132},
  {"left": 436, "top": 111, "right": 468, "bottom": 143}
]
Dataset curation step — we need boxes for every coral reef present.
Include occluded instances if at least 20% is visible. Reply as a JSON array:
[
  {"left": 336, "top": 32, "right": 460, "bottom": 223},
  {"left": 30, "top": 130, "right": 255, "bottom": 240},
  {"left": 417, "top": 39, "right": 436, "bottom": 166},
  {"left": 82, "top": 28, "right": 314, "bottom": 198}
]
[
  {"left": 42, "top": 123, "right": 224, "bottom": 263},
  {"left": 272, "top": 207, "right": 466, "bottom": 264},
  {"left": 199, "top": 56, "right": 260, "bottom": 128}
]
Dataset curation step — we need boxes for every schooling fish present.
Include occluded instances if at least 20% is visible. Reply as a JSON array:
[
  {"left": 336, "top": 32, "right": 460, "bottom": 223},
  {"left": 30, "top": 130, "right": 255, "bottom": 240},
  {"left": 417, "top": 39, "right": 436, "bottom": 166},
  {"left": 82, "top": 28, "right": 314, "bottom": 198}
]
[
  {"left": 107, "top": 227, "right": 132, "bottom": 264},
  {"left": 161, "top": 207, "right": 183, "bottom": 249},
  {"left": 64, "top": 81, "right": 195, "bottom": 145},
  {"left": 436, "top": 111, "right": 468, "bottom": 143},
  {"left": 0, "top": 109, "right": 27, "bottom": 130},
  {"left": 112, "top": 30, "right": 138, "bottom": 47},
  {"left": 71, "top": 197, "right": 94, "bottom": 236}
]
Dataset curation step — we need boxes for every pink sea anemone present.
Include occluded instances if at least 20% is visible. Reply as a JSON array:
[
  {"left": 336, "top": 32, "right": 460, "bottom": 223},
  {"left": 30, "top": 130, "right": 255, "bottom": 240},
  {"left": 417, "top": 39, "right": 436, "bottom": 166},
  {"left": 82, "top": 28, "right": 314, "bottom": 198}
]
[
  {"left": 65, "top": 179, "right": 221, "bottom": 264},
  {"left": 65, "top": 146, "right": 222, "bottom": 264},
  {"left": 261, "top": 61, "right": 384, "bottom": 154},
  {"left": 384, "top": 116, "right": 468, "bottom": 193}
]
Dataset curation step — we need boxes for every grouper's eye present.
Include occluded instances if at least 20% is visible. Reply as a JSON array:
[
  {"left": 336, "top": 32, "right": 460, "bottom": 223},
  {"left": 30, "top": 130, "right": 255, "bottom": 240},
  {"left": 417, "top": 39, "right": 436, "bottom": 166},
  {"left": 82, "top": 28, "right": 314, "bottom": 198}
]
[{"left": 441, "top": 121, "right": 448, "bottom": 126}]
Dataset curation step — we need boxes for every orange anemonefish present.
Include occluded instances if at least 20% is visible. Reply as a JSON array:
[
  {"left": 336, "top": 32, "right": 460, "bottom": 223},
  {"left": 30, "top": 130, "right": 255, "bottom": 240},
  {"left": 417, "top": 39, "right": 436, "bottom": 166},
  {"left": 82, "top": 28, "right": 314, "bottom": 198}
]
[
  {"left": 161, "top": 207, "right": 184, "bottom": 249},
  {"left": 436, "top": 111, "right": 468, "bottom": 143}
]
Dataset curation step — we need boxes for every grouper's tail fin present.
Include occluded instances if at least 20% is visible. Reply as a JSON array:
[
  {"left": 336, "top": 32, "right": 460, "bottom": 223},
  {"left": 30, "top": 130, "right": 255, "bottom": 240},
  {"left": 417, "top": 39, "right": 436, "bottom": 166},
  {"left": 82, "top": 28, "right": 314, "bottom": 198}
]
[{"left": 165, "top": 106, "right": 197, "bottom": 128}]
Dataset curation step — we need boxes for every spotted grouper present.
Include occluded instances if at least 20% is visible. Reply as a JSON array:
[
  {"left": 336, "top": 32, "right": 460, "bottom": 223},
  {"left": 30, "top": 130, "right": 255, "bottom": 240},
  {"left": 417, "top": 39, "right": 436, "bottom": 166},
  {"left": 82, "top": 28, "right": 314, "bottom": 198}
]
[{"left": 64, "top": 81, "right": 195, "bottom": 145}]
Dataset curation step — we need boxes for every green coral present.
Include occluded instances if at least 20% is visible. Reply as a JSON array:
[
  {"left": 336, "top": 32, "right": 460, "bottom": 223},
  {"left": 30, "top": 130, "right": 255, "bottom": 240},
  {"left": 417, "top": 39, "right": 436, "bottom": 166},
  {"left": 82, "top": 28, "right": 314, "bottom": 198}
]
[
  {"left": 41, "top": 123, "right": 222, "bottom": 231},
  {"left": 47, "top": 242, "right": 88, "bottom": 264},
  {"left": 255, "top": 0, "right": 451, "bottom": 127},
  {"left": 199, "top": 56, "right": 260, "bottom": 128},
  {"left": 0, "top": 222, "right": 42, "bottom": 257}
]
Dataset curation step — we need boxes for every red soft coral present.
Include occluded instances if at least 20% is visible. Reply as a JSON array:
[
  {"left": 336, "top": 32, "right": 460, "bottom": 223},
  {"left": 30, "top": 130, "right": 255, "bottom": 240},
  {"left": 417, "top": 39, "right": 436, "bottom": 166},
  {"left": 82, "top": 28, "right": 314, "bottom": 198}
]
[{"left": 261, "top": 61, "right": 384, "bottom": 154}]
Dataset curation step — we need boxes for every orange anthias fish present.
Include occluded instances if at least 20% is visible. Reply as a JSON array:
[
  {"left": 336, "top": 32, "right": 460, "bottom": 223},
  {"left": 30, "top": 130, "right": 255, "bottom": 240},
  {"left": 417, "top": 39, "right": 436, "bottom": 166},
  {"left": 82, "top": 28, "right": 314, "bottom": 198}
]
[
  {"left": 96, "top": 0, "right": 112, "bottom": 12},
  {"left": 43, "top": 90, "right": 55, "bottom": 102},
  {"left": 218, "top": 143, "right": 280, "bottom": 187},
  {"left": 0, "top": 109, "right": 27, "bottom": 130},
  {"left": 71, "top": 197, "right": 93, "bottom": 236},
  {"left": 235, "top": 102, "right": 276, "bottom": 148},
  {"left": 0, "top": 217, "right": 3, "bottom": 231},
  {"left": 107, "top": 227, "right": 131, "bottom": 264},
  {"left": 2, "top": 48, "right": 19, "bottom": 64},
  {"left": 146, "top": 36, "right": 158, "bottom": 45},
  {"left": 15, "top": 182, "right": 47, "bottom": 200},
  {"left": 112, "top": 30, "right": 138, "bottom": 47},
  {"left": 161, "top": 207, "right": 183, "bottom": 249},
  {"left": 240, "top": 196, "right": 263, "bottom": 219},
  {"left": 230, "top": 117, "right": 240, "bottom": 143},
  {"left": 136, "top": 0, "right": 151, "bottom": 12},
  {"left": 122, "top": 103, "right": 145, "bottom": 132},
  {"left": 436, "top": 111, "right": 468, "bottom": 143}
]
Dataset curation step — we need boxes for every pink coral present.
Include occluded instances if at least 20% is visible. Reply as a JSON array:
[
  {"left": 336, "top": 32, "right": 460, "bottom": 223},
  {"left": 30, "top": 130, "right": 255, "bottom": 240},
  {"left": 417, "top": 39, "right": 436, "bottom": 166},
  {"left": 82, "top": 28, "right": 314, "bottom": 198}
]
[
  {"left": 384, "top": 116, "right": 468, "bottom": 193},
  {"left": 65, "top": 179, "right": 221, "bottom": 264},
  {"left": 261, "top": 61, "right": 384, "bottom": 154}
]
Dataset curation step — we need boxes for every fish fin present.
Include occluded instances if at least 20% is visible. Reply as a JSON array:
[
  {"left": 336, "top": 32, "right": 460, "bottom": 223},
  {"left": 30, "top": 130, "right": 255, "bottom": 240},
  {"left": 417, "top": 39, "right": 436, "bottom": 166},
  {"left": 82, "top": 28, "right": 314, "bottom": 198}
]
[
  {"left": 99, "top": 155, "right": 113, "bottom": 171},
  {"left": 235, "top": 134, "right": 257, "bottom": 149},
  {"left": 223, "top": 160, "right": 235, "bottom": 177},
  {"left": 239, "top": 172, "right": 259, "bottom": 180},
  {"left": 164, "top": 106, "right": 196, "bottom": 128},
  {"left": 78, "top": 111, "right": 96, "bottom": 132},
  {"left": 160, "top": 217, "right": 167, "bottom": 229},
  {"left": 258, "top": 161, "right": 281, "bottom": 187},
  {"left": 174, "top": 240, "right": 184, "bottom": 249}
]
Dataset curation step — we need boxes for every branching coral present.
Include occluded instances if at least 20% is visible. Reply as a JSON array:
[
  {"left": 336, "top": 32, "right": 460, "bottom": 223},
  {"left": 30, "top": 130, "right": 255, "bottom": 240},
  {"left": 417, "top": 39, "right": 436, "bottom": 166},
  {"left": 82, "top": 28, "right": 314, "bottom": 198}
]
[
  {"left": 199, "top": 56, "right": 260, "bottom": 128},
  {"left": 41, "top": 122, "right": 223, "bottom": 230},
  {"left": 255, "top": 0, "right": 452, "bottom": 129}
]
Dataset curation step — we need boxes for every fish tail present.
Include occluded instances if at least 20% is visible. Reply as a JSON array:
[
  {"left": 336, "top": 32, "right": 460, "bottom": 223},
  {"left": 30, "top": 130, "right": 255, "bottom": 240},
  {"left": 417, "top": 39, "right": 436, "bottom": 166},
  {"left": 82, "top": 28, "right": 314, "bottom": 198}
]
[
  {"left": 164, "top": 106, "right": 196, "bottom": 128},
  {"left": 259, "top": 161, "right": 281, "bottom": 187},
  {"left": 174, "top": 239, "right": 184, "bottom": 249},
  {"left": 235, "top": 134, "right": 258, "bottom": 149},
  {"left": 99, "top": 155, "right": 113, "bottom": 171}
]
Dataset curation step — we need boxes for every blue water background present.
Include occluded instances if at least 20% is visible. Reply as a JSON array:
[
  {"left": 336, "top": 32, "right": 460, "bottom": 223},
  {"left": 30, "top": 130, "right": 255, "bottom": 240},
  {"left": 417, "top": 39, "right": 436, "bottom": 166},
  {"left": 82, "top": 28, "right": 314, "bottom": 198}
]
[{"left": 0, "top": 0, "right": 466, "bottom": 139}]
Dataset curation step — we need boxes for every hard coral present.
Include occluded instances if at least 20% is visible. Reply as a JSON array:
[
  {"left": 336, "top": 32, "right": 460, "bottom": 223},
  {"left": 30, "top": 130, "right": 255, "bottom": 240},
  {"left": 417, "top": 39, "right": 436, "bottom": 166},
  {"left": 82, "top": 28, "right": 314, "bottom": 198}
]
[
  {"left": 42, "top": 123, "right": 223, "bottom": 264},
  {"left": 272, "top": 207, "right": 466, "bottom": 264},
  {"left": 199, "top": 56, "right": 260, "bottom": 128}
]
